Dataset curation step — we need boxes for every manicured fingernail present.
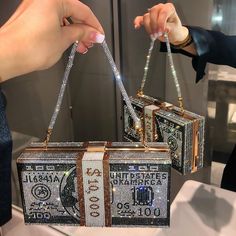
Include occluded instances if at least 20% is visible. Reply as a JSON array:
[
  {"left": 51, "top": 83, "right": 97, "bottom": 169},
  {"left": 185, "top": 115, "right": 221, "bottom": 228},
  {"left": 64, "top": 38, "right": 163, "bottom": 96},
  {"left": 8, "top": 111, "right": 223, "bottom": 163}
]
[
  {"left": 95, "top": 33, "right": 105, "bottom": 43},
  {"left": 151, "top": 32, "right": 163, "bottom": 41},
  {"left": 82, "top": 49, "right": 88, "bottom": 54},
  {"left": 155, "top": 32, "right": 163, "bottom": 38},
  {"left": 150, "top": 34, "right": 157, "bottom": 41},
  {"left": 88, "top": 43, "right": 94, "bottom": 48}
]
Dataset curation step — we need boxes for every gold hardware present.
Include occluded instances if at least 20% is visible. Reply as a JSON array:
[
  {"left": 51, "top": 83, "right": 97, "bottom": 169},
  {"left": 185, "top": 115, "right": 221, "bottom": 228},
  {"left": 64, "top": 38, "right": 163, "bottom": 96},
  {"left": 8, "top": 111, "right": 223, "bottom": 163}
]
[
  {"left": 25, "top": 146, "right": 169, "bottom": 152},
  {"left": 87, "top": 145, "right": 105, "bottom": 152},
  {"left": 178, "top": 97, "right": 184, "bottom": 114},
  {"left": 137, "top": 89, "right": 144, "bottom": 97},
  {"left": 44, "top": 128, "right": 52, "bottom": 149},
  {"left": 191, "top": 121, "right": 200, "bottom": 172}
]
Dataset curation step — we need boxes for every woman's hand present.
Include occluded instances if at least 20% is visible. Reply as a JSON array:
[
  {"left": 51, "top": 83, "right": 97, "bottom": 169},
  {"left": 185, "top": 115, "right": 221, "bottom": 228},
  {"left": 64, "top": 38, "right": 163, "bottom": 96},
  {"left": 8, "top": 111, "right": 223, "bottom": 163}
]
[
  {"left": 134, "top": 3, "right": 188, "bottom": 45},
  {"left": 0, "top": 0, "right": 104, "bottom": 81}
]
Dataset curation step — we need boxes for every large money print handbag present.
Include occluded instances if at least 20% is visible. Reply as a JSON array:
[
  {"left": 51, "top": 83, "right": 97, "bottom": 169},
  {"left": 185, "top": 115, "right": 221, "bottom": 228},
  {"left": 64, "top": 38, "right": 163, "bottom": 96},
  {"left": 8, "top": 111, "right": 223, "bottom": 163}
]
[
  {"left": 124, "top": 35, "right": 205, "bottom": 175},
  {"left": 17, "top": 41, "right": 171, "bottom": 227}
]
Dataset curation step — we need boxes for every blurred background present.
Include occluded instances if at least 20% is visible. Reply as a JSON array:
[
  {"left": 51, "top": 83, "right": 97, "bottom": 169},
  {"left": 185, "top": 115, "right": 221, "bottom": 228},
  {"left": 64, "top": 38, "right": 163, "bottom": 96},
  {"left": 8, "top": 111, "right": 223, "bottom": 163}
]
[{"left": 1, "top": 0, "right": 236, "bottom": 207}]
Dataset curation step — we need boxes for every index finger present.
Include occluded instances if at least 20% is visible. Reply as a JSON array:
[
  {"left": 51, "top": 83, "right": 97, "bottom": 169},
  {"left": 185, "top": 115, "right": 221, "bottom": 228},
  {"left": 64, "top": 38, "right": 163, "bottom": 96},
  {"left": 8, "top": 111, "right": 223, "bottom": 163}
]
[
  {"left": 149, "top": 4, "right": 172, "bottom": 33},
  {"left": 134, "top": 16, "right": 144, "bottom": 29},
  {"left": 64, "top": 0, "right": 104, "bottom": 34},
  {"left": 156, "top": 3, "right": 176, "bottom": 32}
]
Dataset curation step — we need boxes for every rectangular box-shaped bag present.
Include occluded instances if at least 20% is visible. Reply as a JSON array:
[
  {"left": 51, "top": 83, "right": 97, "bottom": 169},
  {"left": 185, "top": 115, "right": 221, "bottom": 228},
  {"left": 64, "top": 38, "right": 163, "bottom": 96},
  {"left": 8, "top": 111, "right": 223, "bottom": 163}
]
[
  {"left": 17, "top": 40, "right": 172, "bottom": 228},
  {"left": 124, "top": 36, "right": 205, "bottom": 175},
  {"left": 17, "top": 142, "right": 171, "bottom": 227},
  {"left": 124, "top": 94, "right": 205, "bottom": 175}
]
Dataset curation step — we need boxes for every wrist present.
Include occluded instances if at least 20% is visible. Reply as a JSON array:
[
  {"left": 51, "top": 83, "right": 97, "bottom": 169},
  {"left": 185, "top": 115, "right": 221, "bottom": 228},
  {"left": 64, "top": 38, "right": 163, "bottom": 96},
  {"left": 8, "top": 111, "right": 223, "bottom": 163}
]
[
  {"left": 171, "top": 26, "right": 189, "bottom": 46},
  {"left": 171, "top": 27, "right": 193, "bottom": 50}
]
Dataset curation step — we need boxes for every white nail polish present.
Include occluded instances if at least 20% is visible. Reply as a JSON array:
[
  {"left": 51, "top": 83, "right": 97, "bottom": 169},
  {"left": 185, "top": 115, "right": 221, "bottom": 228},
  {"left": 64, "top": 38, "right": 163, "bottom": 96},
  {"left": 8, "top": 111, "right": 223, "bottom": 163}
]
[
  {"left": 82, "top": 49, "right": 88, "bottom": 54},
  {"left": 155, "top": 32, "right": 163, "bottom": 38},
  {"left": 95, "top": 33, "right": 105, "bottom": 43},
  {"left": 150, "top": 34, "right": 157, "bottom": 41},
  {"left": 88, "top": 43, "right": 94, "bottom": 49}
]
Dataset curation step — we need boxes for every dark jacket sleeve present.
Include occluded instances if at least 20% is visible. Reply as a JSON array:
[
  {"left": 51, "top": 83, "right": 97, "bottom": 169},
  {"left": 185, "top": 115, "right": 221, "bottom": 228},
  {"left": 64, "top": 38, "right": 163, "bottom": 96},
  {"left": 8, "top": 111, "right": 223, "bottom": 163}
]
[
  {"left": 0, "top": 88, "right": 12, "bottom": 225},
  {"left": 160, "top": 26, "right": 236, "bottom": 82}
]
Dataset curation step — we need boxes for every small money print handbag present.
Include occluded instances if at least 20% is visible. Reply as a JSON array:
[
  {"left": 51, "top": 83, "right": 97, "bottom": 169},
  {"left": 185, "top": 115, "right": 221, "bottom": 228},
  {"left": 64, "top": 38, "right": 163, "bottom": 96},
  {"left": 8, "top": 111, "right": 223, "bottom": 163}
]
[{"left": 124, "top": 35, "right": 205, "bottom": 175}]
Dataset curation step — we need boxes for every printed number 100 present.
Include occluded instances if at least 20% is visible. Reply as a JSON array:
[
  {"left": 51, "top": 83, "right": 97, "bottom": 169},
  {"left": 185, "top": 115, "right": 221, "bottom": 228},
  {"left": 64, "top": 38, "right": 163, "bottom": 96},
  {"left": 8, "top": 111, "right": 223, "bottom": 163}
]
[{"left": 137, "top": 207, "right": 160, "bottom": 217}]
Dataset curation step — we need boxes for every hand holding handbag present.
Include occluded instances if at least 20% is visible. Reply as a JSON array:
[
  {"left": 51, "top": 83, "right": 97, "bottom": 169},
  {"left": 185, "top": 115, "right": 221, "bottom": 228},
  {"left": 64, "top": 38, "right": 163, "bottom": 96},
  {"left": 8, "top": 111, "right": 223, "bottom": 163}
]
[{"left": 124, "top": 34, "right": 205, "bottom": 175}]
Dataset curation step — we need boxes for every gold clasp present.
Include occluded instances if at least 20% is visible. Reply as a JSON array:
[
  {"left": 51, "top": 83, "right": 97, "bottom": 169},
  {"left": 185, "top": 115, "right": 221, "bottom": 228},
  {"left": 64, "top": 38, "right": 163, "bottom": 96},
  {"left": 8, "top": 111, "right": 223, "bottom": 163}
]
[
  {"left": 178, "top": 97, "right": 185, "bottom": 114},
  {"left": 44, "top": 128, "right": 52, "bottom": 149},
  {"left": 87, "top": 145, "right": 105, "bottom": 152},
  {"left": 136, "top": 127, "right": 149, "bottom": 150},
  {"left": 137, "top": 89, "right": 144, "bottom": 97}
]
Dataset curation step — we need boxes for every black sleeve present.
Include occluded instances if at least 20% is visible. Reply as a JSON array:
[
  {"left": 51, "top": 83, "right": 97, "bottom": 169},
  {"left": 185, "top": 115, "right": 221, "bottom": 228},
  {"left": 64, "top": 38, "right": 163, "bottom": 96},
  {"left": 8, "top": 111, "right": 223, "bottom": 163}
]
[{"left": 160, "top": 26, "right": 236, "bottom": 82}]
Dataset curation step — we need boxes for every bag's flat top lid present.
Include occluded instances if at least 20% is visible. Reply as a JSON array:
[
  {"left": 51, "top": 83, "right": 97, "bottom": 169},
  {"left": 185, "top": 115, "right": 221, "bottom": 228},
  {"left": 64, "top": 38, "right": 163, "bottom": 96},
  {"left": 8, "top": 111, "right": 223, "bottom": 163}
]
[
  {"left": 28, "top": 142, "right": 85, "bottom": 148},
  {"left": 24, "top": 141, "right": 169, "bottom": 150},
  {"left": 108, "top": 151, "right": 171, "bottom": 163},
  {"left": 17, "top": 142, "right": 171, "bottom": 163}
]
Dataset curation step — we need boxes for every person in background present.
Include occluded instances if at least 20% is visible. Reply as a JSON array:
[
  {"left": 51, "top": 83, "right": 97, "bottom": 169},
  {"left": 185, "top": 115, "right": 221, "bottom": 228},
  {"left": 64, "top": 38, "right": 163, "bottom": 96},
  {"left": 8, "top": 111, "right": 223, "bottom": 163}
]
[
  {"left": 134, "top": 2, "right": 236, "bottom": 192},
  {"left": 0, "top": 0, "right": 104, "bottom": 227}
]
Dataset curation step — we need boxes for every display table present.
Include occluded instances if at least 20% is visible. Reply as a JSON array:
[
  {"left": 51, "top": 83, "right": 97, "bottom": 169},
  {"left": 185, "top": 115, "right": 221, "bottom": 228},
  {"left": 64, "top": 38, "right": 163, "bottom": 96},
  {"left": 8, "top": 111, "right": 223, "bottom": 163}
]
[
  {"left": 3, "top": 181, "right": 236, "bottom": 236},
  {"left": 55, "top": 180, "right": 236, "bottom": 236}
]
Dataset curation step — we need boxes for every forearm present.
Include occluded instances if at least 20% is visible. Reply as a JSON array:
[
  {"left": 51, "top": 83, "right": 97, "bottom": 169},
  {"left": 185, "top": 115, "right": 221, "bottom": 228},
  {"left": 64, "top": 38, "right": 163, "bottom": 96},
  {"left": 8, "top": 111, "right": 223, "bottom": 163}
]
[
  {"left": 186, "top": 27, "right": 236, "bottom": 81},
  {"left": 134, "top": 3, "right": 236, "bottom": 81},
  {"left": 0, "top": 29, "right": 16, "bottom": 82},
  {"left": 0, "top": 0, "right": 104, "bottom": 83},
  {"left": 0, "top": 27, "right": 32, "bottom": 82},
  {"left": 161, "top": 26, "right": 236, "bottom": 82}
]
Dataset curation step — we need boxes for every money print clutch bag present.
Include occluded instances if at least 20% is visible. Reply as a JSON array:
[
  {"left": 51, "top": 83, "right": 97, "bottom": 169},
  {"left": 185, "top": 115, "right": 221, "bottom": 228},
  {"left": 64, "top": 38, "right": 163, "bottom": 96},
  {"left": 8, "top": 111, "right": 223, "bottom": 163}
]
[
  {"left": 17, "top": 40, "right": 172, "bottom": 227},
  {"left": 17, "top": 142, "right": 171, "bottom": 227},
  {"left": 124, "top": 94, "right": 205, "bottom": 175}
]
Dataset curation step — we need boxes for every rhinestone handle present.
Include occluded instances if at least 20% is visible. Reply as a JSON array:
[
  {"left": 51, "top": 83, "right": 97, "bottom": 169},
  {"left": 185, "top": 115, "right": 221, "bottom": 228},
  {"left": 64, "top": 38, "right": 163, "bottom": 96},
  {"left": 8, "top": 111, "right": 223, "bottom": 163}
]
[
  {"left": 44, "top": 41, "right": 78, "bottom": 147},
  {"left": 138, "top": 38, "right": 155, "bottom": 96},
  {"left": 164, "top": 33, "right": 184, "bottom": 111},
  {"left": 138, "top": 33, "right": 184, "bottom": 112},
  {"left": 101, "top": 40, "right": 142, "bottom": 132},
  {"left": 44, "top": 39, "right": 143, "bottom": 147}
]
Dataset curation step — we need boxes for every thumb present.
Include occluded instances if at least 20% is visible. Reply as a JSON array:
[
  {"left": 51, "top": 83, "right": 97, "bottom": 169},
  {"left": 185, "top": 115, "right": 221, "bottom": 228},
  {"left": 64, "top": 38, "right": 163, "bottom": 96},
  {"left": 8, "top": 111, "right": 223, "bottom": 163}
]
[{"left": 61, "top": 23, "right": 105, "bottom": 51}]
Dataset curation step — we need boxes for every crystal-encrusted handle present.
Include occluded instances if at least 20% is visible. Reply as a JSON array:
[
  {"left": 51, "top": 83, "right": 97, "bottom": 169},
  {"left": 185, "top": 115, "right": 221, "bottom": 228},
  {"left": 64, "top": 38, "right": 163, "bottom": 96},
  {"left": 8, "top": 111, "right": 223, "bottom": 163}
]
[
  {"left": 101, "top": 40, "right": 142, "bottom": 132},
  {"left": 138, "top": 38, "right": 155, "bottom": 96},
  {"left": 137, "top": 33, "right": 184, "bottom": 112},
  {"left": 44, "top": 38, "right": 148, "bottom": 147},
  {"left": 44, "top": 41, "right": 78, "bottom": 147},
  {"left": 164, "top": 33, "right": 184, "bottom": 112}
]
